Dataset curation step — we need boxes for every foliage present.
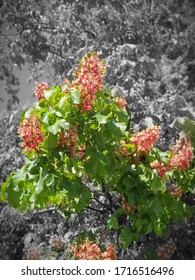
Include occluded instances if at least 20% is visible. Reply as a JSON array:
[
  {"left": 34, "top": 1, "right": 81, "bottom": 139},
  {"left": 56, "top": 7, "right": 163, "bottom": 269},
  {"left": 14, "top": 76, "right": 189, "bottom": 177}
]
[{"left": 1, "top": 53, "right": 194, "bottom": 249}]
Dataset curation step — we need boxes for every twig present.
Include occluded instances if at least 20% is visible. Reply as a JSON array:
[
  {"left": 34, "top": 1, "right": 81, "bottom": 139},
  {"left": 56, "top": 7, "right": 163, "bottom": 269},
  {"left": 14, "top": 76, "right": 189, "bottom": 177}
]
[
  {"left": 87, "top": 205, "right": 105, "bottom": 214},
  {"left": 33, "top": 207, "right": 56, "bottom": 215}
]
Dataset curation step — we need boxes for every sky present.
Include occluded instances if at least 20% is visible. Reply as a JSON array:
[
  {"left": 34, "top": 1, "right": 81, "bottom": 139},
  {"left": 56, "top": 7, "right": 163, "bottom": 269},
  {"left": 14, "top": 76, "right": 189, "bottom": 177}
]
[
  {"left": 0, "top": 14, "right": 38, "bottom": 113},
  {"left": 0, "top": 65, "right": 36, "bottom": 113}
]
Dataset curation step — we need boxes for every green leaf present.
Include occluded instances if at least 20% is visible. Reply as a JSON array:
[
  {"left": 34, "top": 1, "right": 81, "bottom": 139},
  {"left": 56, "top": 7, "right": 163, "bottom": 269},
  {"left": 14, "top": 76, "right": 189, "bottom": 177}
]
[
  {"left": 48, "top": 120, "right": 61, "bottom": 135},
  {"left": 70, "top": 88, "right": 80, "bottom": 104},
  {"left": 123, "top": 176, "right": 135, "bottom": 191},
  {"left": 151, "top": 197, "right": 164, "bottom": 218},
  {"left": 58, "top": 95, "right": 69, "bottom": 109},
  {"left": 119, "top": 227, "right": 138, "bottom": 247},
  {"left": 107, "top": 215, "right": 119, "bottom": 230},
  {"left": 12, "top": 167, "right": 26, "bottom": 183},
  {"left": 107, "top": 121, "right": 126, "bottom": 139},
  {"left": 60, "top": 119, "right": 70, "bottom": 130},
  {"left": 95, "top": 113, "right": 107, "bottom": 124},
  {"left": 76, "top": 185, "right": 92, "bottom": 211},
  {"left": 44, "top": 88, "right": 57, "bottom": 101},
  {"left": 0, "top": 174, "right": 12, "bottom": 200},
  {"left": 44, "top": 174, "right": 55, "bottom": 187},
  {"left": 62, "top": 178, "right": 91, "bottom": 211},
  {"left": 24, "top": 108, "right": 33, "bottom": 118},
  {"left": 46, "top": 133, "right": 58, "bottom": 149},
  {"left": 44, "top": 86, "right": 61, "bottom": 103},
  {"left": 35, "top": 175, "right": 44, "bottom": 195},
  {"left": 150, "top": 175, "right": 163, "bottom": 192}
]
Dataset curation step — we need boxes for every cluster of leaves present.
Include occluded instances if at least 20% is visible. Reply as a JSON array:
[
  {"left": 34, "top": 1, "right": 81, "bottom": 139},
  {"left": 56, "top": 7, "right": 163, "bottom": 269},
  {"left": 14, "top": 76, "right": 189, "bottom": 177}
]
[{"left": 1, "top": 53, "right": 194, "bottom": 250}]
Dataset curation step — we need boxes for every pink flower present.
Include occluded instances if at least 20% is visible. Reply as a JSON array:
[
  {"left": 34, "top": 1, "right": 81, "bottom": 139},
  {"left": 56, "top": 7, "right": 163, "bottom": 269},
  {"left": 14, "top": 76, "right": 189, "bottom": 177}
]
[
  {"left": 73, "top": 53, "right": 107, "bottom": 111},
  {"left": 116, "top": 97, "right": 127, "bottom": 108},
  {"left": 131, "top": 125, "right": 161, "bottom": 153},
  {"left": 18, "top": 115, "right": 44, "bottom": 151},
  {"left": 34, "top": 82, "right": 49, "bottom": 100},
  {"left": 78, "top": 144, "right": 86, "bottom": 158},
  {"left": 102, "top": 244, "right": 117, "bottom": 260},
  {"left": 150, "top": 160, "right": 171, "bottom": 178},
  {"left": 72, "top": 239, "right": 102, "bottom": 260},
  {"left": 169, "top": 133, "right": 194, "bottom": 170},
  {"left": 58, "top": 126, "right": 77, "bottom": 157},
  {"left": 72, "top": 239, "right": 117, "bottom": 260},
  {"left": 151, "top": 133, "right": 194, "bottom": 177}
]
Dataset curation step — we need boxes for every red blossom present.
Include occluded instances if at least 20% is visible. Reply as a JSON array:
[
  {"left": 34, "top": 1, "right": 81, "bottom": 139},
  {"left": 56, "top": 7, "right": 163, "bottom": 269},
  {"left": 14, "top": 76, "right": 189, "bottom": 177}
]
[
  {"left": 169, "top": 133, "right": 194, "bottom": 170},
  {"left": 18, "top": 115, "right": 44, "bottom": 151},
  {"left": 101, "top": 244, "right": 117, "bottom": 260},
  {"left": 72, "top": 239, "right": 102, "bottom": 260},
  {"left": 120, "top": 140, "right": 128, "bottom": 156},
  {"left": 78, "top": 144, "right": 86, "bottom": 158},
  {"left": 131, "top": 125, "right": 161, "bottom": 153},
  {"left": 151, "top": 133, "right": 193, "bottom": 177},
  {"left": 167, "top": 183, "right": 183, "bottom": 198},
  {"left": 73, "top": 53, "right": 106, "bottom": 111},
  {"left": 72, "top": 239, "right": 117, "bottom": 260},
  {"left": 150, "top": 160, "right": 171, "bottom": 178},
  {"left": 58, "top": 126, "right": 77, "bottom": 157},
  {"left": 116, "top": 97, "right": 127, "bottom": 108},
  {"left": 34, "top": 82, "right": 49, "bottom": 100}
]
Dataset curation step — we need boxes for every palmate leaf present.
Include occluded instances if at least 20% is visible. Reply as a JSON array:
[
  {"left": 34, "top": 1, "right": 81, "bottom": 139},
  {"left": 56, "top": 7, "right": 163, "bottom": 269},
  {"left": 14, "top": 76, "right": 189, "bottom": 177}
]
[
  {"left": 95, "top": 113, "right": 107, "bottom": 124},
  {"left": 70, "top": 88, "right": 81, "bottom": 104},
  {"left": 107, "top": 120, "right": 127, "bottom": 140},
  {"left": 61, "top": 177, "right": 92, "bottom": 212},
  {"left": 107, "top": 215, "right": 119, "bottom": 230},
  {"left": 44, "top": 173, "right": 55, "bottom": 187},
  {"left": 151, "top": 197, "right": 164, "bottom": 218},
  {"left": 48, "top": 120, "right": 62, "bottom": 135},
  {"left": 48, "top": 119, "right": 70, "bottom": 135},
  {"left": 119, "top": 226, "right": 138, "bottom": 247},
  {"left": 12, "top": 166, "right": 26, "bottom": 183},
  {"left": 0, "top": 174, "right": 13, "bottom": 200},
  {"left": 2, "top": 175, "right": 24, "bottom": 209},
  {"left": 44, "top": 85, "right": 61, "bottom": 103}
]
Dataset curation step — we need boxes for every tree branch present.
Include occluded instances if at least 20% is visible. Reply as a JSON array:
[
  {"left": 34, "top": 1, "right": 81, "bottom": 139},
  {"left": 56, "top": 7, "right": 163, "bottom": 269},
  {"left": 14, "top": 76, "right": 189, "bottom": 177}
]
[{"left": 0, "top": 33, "right": 20, "bottom": 37}]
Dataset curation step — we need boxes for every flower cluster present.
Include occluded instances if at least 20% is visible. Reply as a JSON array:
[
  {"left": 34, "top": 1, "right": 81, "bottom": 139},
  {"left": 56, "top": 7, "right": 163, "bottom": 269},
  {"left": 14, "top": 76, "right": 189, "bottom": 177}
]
[
  {"left": 116, "top": 97, "right": 127, "bottom": 109},
  {"left": 73, "top": 53, "right": 106, "bottom": 111},
  {"left": 18, "top": 115, "right": 44, "bottom": 151},
  {"left": 151, "top": 133, "right": 194, "bottom": 177},
  {"left": 78, "top": 143, "right": 86, "bottom": 158},
  {"left": 120, "top": 140, "right": 128, "bottom": 156},
  {"left": 34, "top": 82, "right": 49, "bottom": 100},
  {"left": 101, "top": 244, "right": 117, "bottom": 260},
  {"left": 156, "top": 241, "right": 176, "bottom": 260},
  {"left": 169, "top": 133, "right": 194, "bottom": 170},
  {"left": 72, "top": 239, "right": 117, "bottom": 260},
  {"left": 150, "top": 160, "right": 171, "bottom": 178},
  {"left": 131, "top": 125, "right": 161, "bottom": 153},
  {"left": 51, "top": 235, "right": 65, "bottom": 252},
  {"left": 166, "top": 183, "right": 183, "bottom": 198},
  {"left": 58, "top": 127, "right": 77, "bottom": 157}
]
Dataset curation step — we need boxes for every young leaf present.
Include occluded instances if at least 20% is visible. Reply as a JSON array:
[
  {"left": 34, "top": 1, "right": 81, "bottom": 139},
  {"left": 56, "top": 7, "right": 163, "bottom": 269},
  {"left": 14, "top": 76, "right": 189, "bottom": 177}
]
[{"left": 70, "top": 88, "right": 81, "bottom": 104}]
